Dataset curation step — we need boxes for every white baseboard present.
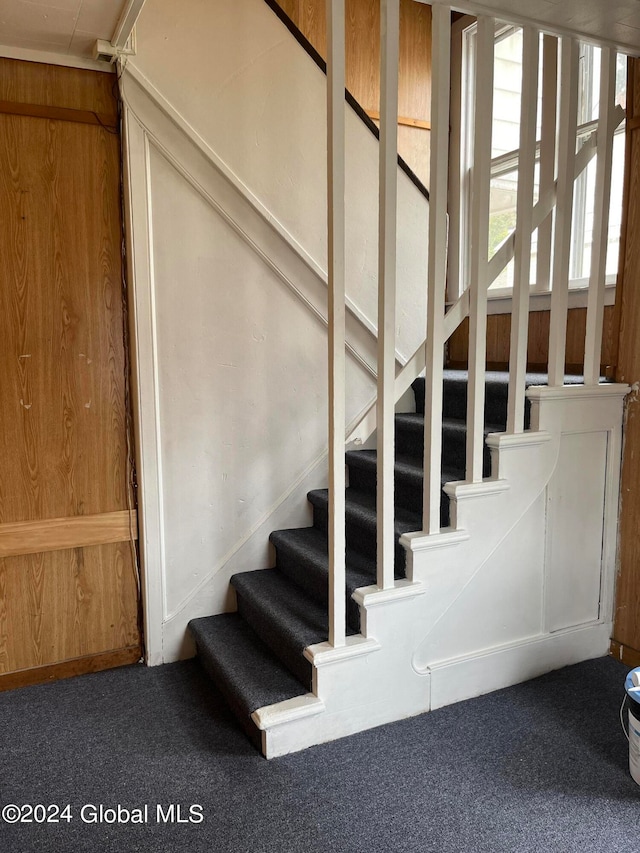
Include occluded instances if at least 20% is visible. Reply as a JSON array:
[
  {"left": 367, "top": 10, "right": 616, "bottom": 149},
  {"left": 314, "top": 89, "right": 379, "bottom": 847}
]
[{"left": 428, "top": 621, "right": 612, "bottom": 710}]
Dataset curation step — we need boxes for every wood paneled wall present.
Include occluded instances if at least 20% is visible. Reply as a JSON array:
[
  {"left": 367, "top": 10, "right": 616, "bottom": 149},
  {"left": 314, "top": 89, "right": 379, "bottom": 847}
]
[
  {"left": 274, "top": 0, "right": 432, "bottom": 186},
  {"left": 611, "top": 59, "right": 640, "bottom": 667},
  {"left": 0, "top": 58, "right": 140, "bottom": 688},
  {"left": 447, "top": 305, "right": 617, "bottom": 372}
]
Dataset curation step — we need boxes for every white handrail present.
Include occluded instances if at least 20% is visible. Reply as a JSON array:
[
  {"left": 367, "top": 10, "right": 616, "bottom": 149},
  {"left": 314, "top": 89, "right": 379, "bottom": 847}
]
[
  {"left": 377, "top": 0, "right": 400, "bottom": 590},
  {"left": 327, "top": 0, "right": 346, "bottom": 647},
  {"left": 423, "top": 4, "right": 451, "bottom": 533}
]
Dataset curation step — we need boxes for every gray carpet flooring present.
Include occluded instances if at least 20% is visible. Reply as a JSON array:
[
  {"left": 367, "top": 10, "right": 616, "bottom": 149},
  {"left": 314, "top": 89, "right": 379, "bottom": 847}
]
[{"left": 0, "top": 655, "right": 636, "bottom": 852}]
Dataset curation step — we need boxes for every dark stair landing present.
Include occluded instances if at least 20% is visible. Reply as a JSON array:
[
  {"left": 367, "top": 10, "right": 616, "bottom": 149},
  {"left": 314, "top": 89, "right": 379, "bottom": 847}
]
[{"left": 189, "top": 369, "right": 580, "bottom": 749}]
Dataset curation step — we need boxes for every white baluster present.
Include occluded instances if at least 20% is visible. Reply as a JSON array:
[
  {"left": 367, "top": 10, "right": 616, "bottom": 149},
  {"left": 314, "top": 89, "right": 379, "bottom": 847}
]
[
  {"left": 507, "top": 27, "right": 539, "bottom": 433},
  {"left": 327, "top": 0, "right": 346, "bottom": 647},
  {"left": 584, "top": 48, "right": 617, "bottom": 386},
  {"left": 423, "top": 4, "right": 451, "bottom": 533},
  {"left": 536, "top": 35, "right": 558, "bottom": 293},
  {"left": 548, "top": 37, "right": 579, "bottom": 387},
  {"left": 466, "top": 16, "right": 494, "bottom": 483},
  {"left": 377, "top": 0, "right": 400, "bottom": 589}
]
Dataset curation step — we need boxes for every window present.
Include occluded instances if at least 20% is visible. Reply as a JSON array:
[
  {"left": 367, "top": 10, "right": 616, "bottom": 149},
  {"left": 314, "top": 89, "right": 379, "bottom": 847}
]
[{"left": 458, "top": 23, "right": 627, "bottom": 299}]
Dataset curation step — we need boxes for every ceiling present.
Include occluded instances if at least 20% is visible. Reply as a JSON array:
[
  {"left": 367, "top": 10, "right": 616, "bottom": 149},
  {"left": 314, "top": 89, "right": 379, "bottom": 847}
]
[
  {"left": 0, "top": 0, "right": 129, "bottom": 64},
  {"left": 1, "top": 0, "right": 640, "bottom": 67}
]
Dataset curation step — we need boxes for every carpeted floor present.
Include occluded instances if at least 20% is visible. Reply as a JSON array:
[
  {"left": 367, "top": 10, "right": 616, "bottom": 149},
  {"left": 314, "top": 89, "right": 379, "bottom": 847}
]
[{"left": 0, "top": 655, "right": 636, "bottom": 852}]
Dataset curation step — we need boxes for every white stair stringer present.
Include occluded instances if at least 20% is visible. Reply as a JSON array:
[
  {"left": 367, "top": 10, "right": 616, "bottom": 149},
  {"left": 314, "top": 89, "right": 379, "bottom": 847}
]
[{"left": 249, "top": 384, "right": 627, "bottom": 758}]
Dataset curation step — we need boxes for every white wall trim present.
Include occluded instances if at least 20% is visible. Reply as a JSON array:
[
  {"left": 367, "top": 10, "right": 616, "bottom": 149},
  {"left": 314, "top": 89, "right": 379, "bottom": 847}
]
[
  {"left": 121, "top": 63, "right": 411, "bottom": 365},
  {"left": 0, "top": 43, "right": 114, "bottom": 72},
  {"left": 122, "top": 112, "right": 166, "bottom": 665}
]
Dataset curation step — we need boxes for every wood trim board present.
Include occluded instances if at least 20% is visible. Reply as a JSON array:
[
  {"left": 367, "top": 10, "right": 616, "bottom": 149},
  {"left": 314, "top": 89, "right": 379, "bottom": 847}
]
[
  {"left": 0, "top": 510, "right": 138, "bottom": 559},
  {"left": 0, "top": 646, "right": 142, "bottom": 692},
  {"left": 365, "top": 109, "right": 431, "bottom": 129},
  {"left": 0, "top": 99, "right": 118, "bottom": 129}
]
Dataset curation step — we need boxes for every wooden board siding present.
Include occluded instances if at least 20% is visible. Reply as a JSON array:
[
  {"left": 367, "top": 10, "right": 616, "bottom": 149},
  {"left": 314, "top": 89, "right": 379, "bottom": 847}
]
[
  {"left": 0, "top": 58, "right": 140, "bottom": 684},
  {"left": 447, "top": 305, "right": 617, "bottom": 372},
  {"left": 272, "top": 0, "right": 432, "bottom": 187},
  {"left": 612, "top": 58, "right": 640, "bottom": 660}
]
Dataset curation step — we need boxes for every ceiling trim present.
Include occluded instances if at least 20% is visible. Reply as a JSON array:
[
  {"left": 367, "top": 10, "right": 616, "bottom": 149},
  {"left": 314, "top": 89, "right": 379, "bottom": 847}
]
[
  {"left": 0, "top": 43, "right": 115, "bottom": 73},
  {"left": 417, "top": 0, "right": 640, "bottom": 56}
]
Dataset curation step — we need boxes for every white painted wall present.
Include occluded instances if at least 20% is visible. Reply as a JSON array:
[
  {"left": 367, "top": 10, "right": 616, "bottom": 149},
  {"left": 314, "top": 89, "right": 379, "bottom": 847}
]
[
  {"left": 124, "top": 0, "right": 432, "bottom": 662},
  {"left": 130, "top": 0, "right": 429, "bottom": 363}
]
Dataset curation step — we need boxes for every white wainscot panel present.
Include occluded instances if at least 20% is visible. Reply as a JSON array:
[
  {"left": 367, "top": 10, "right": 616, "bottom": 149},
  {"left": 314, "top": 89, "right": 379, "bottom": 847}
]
[
  {"left": 415, "top": 493, "right": 546, "bottom": 666},
  {"left": 147, "top": 144, "right": 374, "bottom": 617},
  {"left": 545, "top": 430, "right": 607, "bottom": 632}
]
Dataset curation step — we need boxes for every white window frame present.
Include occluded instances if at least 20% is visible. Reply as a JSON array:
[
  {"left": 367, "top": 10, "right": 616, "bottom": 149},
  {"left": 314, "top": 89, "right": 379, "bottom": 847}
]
[{"left": 452, "top": 21, "right": 626, "bottom": 312}]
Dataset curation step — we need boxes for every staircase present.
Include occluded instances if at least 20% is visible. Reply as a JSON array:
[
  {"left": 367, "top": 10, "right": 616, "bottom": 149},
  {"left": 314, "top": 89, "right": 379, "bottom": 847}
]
[{"left": 189, "top": 369, "right": 562, "bottom": 754}]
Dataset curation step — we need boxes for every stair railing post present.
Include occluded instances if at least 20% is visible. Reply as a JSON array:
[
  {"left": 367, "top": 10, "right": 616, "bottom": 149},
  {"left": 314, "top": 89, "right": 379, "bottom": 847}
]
[
  {"left": 584, "top": 47, "right": 617, "bottom": 386},
  {"left": 327, "top": 0, "right": 346, "bottom": 647},
  {"left": 423, "top": 5, "right": 451, "bottom": 533},
  {"left": 536, "top": 35, "right": 559, "bottom": 293},
  {"left": 465, "top": 16, "right": 494, "bottom": 483},
  {"left": 506, "top": 27, "right": 539, "bottom": 434},
  {"left": 377, "top": 0, "right": 400, "bottom": 590},
  {"left": 548, "top": 37, "right": 579, "bottom": 387}
]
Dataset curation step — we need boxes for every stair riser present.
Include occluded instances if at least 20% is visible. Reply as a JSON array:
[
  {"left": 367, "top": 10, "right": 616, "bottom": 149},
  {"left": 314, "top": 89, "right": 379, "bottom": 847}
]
[
  {"left": 395, "top": 423, "right": 491, "bottom": 478},
  {"left": 413, "top": 378, "right": 531, "bottom": 428},
  {"left": 269, "top": 543, "right": 362, "bottom": 633},
  {"left": 346, "top": 465, "right": 451, "bottom": 528},
  {"left": 311, "top": 501, "right": 406, "bottom": 574}
]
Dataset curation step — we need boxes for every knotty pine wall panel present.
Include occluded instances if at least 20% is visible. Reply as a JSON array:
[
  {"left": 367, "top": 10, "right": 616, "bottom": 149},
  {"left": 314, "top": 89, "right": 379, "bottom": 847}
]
[
  {"left": 273, "top": 0, "right": 432, "bottom": 186},
  {"left": 447, "top": 305, "right": 617, "bottom": 371},
  {"left": 0, "top": 113, "right": 128, "bottom": 522},
  {"left": 612, "top": 59, "right": 640, "bottom": 663},
  {"left": 0, "top": 543, "right": 139, "bottom": 675},
  {"left": 0, "top": 58, "right": 140, "bottom": 683}
]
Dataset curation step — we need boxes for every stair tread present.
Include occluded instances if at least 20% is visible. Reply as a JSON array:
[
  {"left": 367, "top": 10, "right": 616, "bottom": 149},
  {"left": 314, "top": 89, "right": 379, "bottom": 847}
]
[
  {"left": 189, "top": 612, "right": 308, "bottom": 716},
  {"left": 308, "top": 486, "right": 421, "bottom": 533},
  {"left": 270, "top": 526, "right": 376, "bottom": 587},
  {"left": 395, "top": 412, "right": 505, "bottom": 434},
  {"left": 345, "top": 448, "right": 463, "bottom": 484},
  {"left": 231, "top": 569, "right": 352, "bottom": 687}
]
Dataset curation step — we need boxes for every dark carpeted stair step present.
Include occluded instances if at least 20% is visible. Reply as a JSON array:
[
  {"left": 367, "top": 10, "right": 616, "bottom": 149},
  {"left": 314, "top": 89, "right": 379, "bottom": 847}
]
[
  {"left": 345, "top": 448, "right": 461, "bottom": 526},
  {"left": 231, "top": 568, "right": 344, "bottom": 690},
  {"left": 308, "top": 487, "right": 420, "bottom": 573},
  {"left": 269, "top": 526, "right": 375, "bottom": 633},
  {"left": 188, "top": 612, "right": 308, "bottom": 751},
  {"left": 413, "top": 370, "right": 585, "bottom": 427}
]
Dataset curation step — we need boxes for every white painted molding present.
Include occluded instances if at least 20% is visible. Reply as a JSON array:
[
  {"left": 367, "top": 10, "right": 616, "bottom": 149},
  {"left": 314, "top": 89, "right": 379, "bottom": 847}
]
[
  {"left": 351, "top": 580, "right": 425, "bottom": 608},
  {"left": 527, "top": 382, "right": 630, "bottom": 402},
  {"left": 485, "top": 430, "right": 552, "bottom": 449},
  {"left": 0, "top": 43, "right": 114, "bottom": 72},
  {"left": 426, "top": 621, "right": 613, "bottom": 709},
  {"left": 121, "top": 63, "right": 409, "bottom": 367},
  {"left": 304, "top": 636, "right": 382, "bottom": 666},
  {"left": 252, "top": 694, "right": 325, "bottom": 730},
  {"left": 122, "top": 112, "right": 166, "bottom": 666},
  {"left": 417, "top": 0, "right": 640, "bottom": 56},
  {"left": 443, "top": 478, "right": 510, "bottom": 500},
  {"left": 400, "top": 527, "right": 470, "bottom": 553}
]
